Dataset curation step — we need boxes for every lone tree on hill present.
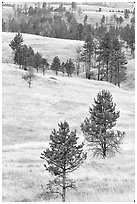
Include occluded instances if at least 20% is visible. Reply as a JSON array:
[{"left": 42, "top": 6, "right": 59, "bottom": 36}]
[
  {"left": 41, "top": 121, "right": 87, "bottom": 202},
  {"left": 81, "top": 90, "right": 125, "bottom": 158},
  {"left": 22, "top": 67, "right": 35, "bottom": 88}
]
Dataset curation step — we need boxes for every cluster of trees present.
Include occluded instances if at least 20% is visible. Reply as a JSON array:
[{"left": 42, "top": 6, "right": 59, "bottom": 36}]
[
  {"left": 9, "top": 29, "right": 133, "bottom": 88},
  {"left": 80, "top": 31, "right": 128, "bottom": 87},
  {"left": 41, "top": 90, "right": 125, "bottom": 201},
  {"left": 9, "top": 33, "right": 76, "bottom": 85},
  {"left": 2, "top": 3, "right": 86, "bottom": 40},
  {"left": 51, "top": 57, "right": 75, "bottom": 77},
  {"left": 9, "top": 33, "right": 49, "bottom": 75},
  {"left": 3, "top": 2, "right": 135, "bottom": 43}
]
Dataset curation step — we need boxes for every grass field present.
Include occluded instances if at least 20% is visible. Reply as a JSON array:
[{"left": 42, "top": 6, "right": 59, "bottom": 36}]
[{"left": 2, "top": 58, "right": 135, "bottom": 201}]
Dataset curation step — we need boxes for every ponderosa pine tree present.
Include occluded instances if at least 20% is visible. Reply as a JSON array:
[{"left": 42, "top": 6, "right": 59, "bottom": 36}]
[
  {"left": 81, "top": 90, "right": 125, "bottom": 158},
  {"left": 9, "top": 32, "right": 23, "bottom": 52},
  {"left": 41, "top": 57, "right": 49, "bottom": 76},
  {"left": 9, "top": 33, "right": 24, "bottom": 68},
  {"left": 41, "top": 121, "right": 87, "bottom": 202},
  {"left": 51, "top": 56, "right": 61, "bottom": 75},
  {"left": 65, "top": 59, "right": 75, "bottom": 77},
  {"left": 100, "top": 32, "right": 112, "bottom": 81},
  {"left": 60, "top": 62, "right": 65, "bottom": 76},
  {"left": 109, "top": 50, "right": 127, "bottom": 87},
  {"left": 75, "top": 46, "right": 82, "bottom": 75},
  {"left": 34, "top": 52, "right": 42, "bottom": 73},
  {"left": 83, "top": 34, "right": 94, "bottom": 79}
]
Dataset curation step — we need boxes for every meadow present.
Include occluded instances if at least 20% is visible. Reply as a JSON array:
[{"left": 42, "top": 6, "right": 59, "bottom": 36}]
[{"left": 2, "top": 31, "right": 135, "bottom": 201}]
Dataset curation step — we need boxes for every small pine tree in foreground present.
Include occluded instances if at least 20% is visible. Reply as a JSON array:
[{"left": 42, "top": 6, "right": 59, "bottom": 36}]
[
  {"left": 81, "top": 90, "right": 125, "bottom": 158},
  {"left": 22, "top": 67, "right": 35, "bottom": 88},
  {"left": 41, "top": 121, "right": 87, "bottom": 202}
]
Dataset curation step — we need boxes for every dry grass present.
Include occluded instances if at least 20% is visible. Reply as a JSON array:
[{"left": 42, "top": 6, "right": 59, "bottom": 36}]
[{"left": 2, "top": 60, "right": 135, "bottom": 201}]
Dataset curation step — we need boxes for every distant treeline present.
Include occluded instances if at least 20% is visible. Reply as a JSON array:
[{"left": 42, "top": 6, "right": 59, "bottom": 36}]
[{"left": 2, "top": 3, "right": 135, "bottom": 43}]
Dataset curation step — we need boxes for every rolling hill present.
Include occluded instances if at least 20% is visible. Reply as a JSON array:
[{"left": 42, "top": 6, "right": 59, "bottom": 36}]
[
  {"left": 2, "top": 32, "right": 135, "bottom": 202},
  {"left": 2, "top": 32, "right": 84, "bottom": 64}
]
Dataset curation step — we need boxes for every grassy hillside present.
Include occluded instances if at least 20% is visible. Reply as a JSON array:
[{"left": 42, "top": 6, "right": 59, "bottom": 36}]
[
  {"left": 2, "top": 32, "right": 84, "bottom": 64},
  {"left": 2, "top": 32, "right": 135, "bottom": 90},
  {"left": 2, "top": 63, "right": 135, "bottom": 202}
]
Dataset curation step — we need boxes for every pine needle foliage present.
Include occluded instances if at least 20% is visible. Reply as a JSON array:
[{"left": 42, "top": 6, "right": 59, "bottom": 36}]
[
  {"left": 81, "top": 90, "right": 125, "bottom": 158},
  {"left": 41, "top": 121, "right": 87, "bottom": 202}
]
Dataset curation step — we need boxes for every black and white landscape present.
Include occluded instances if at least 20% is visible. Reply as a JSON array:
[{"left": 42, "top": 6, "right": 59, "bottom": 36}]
[{"left": 2, "top": 1, "right": 135, "bottom": 202}]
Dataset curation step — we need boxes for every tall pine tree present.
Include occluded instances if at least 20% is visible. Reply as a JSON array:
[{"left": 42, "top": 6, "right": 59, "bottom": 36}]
[
  {"left": 81, "top": 90, "right": 124, "bottom": 158},
  {"left": 41, "top": 121, "right": 87, "bottom": 202},
  {"left": 83, "top": 34, "right": 94, "bottom": 79}
]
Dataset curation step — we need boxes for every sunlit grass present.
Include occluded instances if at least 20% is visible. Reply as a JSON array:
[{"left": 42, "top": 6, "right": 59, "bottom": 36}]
[{"left": 2, "top": 60, "right": 135, "bottom": 201}]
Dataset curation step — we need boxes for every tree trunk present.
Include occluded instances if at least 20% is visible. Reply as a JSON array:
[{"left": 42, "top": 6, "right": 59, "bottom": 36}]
[
  {"left": 98, "top": 61, "right": 100, "bottom": 81},
  {"left": 103, "top": 139, "right": 106, "bottom": 159},
  {"left": 62, "top": 172, "right": 66, "bottom": 202},
  {"left": 110, "top": 66, "right": 112, "bottom": 83},
  {"left": 117, "top": 63, "right": 120, "bottom": 87},
  {"left": 106, "top": 61, "right": 109, "bottom": 81},
  {"left": 37, "top": 67, "right": 38, "bottom": 73},
  {"left": 76, "top": 62, "right": 80, "bottom": 75},
  {"left": 29, "top": 82, "right": 31, "bottom": 88}
]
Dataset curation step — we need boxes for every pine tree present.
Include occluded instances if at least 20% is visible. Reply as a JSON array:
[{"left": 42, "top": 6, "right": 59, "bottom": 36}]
[
  {"left": 60, "top": 62, "right": 65, "bottom": 76},
  {"left": 81, "top": 90, "right": 125, "bottom": 158},
  {"left": 26, "top": 46, "right": 35, "bottom": 68},
  {"left": 100, "top": 32, "right": 112, "bottom": 81},
  {"left": 96, "top": 40, "right": 104, "bottom": 81},
  {"left": 9, "top": 33, "right": 24, "bottom": 68},
  {"left": 14, "top": 46, "right": 24, "bottom": 69},
  {"left": 21, "top": 45, "right": 30, "bottom": 70},
  {"left": 9, "top": 32, "right": 23, "bottom": 51},
  {"left": 75, "top": 46, "right": 82, "bottom": 75},
  {"left": 51, "top": 56, "right": 61, "bottom": 75},
  {"left": 83, "top": 34, "right": 94, "bottom": 79},
  {"left": 41, "top": 121, "right": 87, "bottom": 202},
  {"left": 110, "top": 50, "right": 127, "bottom": 87},
  {"left": 41, "top": 57, "right": 49, "bottom": 76},
  {"left": 65, "top": 59, "right": 75, "bottom": 77},
  {"left": 34, "top": 52, "right": 42, "bottom": 73}
]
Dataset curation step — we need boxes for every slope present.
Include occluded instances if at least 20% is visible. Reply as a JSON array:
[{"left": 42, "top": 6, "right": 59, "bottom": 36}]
[
  {"left": 2, "top": 32, "right": 84, "bottom": 64},
  {"left": 2, "top": 63, "right": 135, "bottom": 202}
]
